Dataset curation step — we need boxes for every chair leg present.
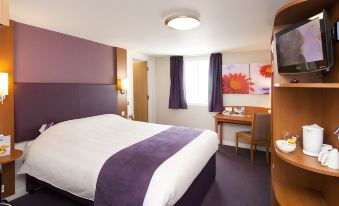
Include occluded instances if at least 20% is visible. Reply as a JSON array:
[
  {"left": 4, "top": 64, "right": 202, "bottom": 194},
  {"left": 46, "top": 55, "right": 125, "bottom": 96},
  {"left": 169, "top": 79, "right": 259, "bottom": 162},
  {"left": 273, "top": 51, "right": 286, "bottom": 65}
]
[
  {"left": 250, "top": 143, "right": 254, "bottom": 165},
  {"left": 265, "top": 143, "right": 269, "bottom": 164},
  {"left": 235, "top": 134, "right": 239, "bottom": 154}
]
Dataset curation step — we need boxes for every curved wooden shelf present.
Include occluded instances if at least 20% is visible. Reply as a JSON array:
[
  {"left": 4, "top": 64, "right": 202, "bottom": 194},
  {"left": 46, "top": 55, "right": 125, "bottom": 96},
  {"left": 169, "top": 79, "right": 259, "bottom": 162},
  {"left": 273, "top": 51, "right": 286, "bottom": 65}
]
[
  {"left": 271, "top": 0, "right": 339, "bottom": 205},
  {"left": 274, "top": 83, "right": 339, "bottom": 89},
  {"left": 273, "top": 180, "right": 328, "bottom": 206},
  {"left": 274, "top": 0, "right": 335, "bottom": 26},
  {"left": 275, "top": 144, "right": 339, "bottom": 177}
]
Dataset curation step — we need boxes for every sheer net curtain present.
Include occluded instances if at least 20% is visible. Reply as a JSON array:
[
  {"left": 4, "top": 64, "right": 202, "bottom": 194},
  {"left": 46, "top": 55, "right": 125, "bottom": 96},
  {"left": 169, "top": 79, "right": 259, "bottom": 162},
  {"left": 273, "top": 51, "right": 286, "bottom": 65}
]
[{"left": 184, "top": 56, "right": 209, "bottom": 105}]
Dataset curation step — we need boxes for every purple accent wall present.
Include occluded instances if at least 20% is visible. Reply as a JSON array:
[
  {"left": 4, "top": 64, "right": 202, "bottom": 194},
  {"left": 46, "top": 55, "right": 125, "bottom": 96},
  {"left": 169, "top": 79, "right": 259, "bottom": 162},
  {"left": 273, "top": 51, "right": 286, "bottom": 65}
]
[
  {"left": 14, "top": 22, "right": 116, "bottom": 84},
  {"left": 15, "top": 83, "right": 118, "bottom": 142}
]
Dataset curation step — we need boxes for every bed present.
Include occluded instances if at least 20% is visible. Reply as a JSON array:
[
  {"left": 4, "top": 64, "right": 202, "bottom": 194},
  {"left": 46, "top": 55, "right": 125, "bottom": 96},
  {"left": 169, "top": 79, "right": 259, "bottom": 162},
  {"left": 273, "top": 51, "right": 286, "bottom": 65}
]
[{"left": 14, "top": 83, "right": 218, "bottom": 206}]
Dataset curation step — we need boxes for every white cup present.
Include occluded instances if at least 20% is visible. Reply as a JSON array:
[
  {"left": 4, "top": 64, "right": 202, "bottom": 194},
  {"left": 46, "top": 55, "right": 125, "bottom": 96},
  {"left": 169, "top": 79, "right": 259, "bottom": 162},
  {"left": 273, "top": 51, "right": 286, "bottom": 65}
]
[
  {"left": 318, "top": 144, "right": 332, "bottom": 163},
  {"left": 327, "top": 149, "right": 339, "bottom": 170},
  {"left": 318, "top": 150, "right": 329, "bottom": 166},
  {"left": 320, "top": 144, "right": 333, "bottom": 151}
]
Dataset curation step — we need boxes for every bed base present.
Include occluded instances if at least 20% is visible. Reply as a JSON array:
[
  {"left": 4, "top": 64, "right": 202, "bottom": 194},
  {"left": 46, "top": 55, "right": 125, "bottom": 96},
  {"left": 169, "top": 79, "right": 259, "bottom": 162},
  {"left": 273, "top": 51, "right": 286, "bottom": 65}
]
[{"left": 26, "top": 154, "right": 216, "bottom": 206}]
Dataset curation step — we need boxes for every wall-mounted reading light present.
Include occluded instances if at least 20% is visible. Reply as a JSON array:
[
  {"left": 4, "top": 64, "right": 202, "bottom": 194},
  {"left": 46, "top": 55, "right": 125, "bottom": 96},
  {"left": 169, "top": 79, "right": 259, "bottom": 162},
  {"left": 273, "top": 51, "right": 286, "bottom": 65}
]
[
  {"left": 0, "top": 72, "right": 8, "bottom": 104},
  {"left": 117, "top": 78, "right": 128, "bottom": 94}
]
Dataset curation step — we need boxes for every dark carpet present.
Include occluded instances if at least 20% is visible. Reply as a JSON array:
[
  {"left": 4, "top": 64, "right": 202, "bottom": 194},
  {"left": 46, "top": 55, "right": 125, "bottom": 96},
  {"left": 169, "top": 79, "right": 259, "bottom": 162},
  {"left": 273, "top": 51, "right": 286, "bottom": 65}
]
[
  {"left": 10, "top": 145, "right": 271, "bottom": 206},
  {"left": 201, "top": 146, "right": 271, "bottom": 206}
]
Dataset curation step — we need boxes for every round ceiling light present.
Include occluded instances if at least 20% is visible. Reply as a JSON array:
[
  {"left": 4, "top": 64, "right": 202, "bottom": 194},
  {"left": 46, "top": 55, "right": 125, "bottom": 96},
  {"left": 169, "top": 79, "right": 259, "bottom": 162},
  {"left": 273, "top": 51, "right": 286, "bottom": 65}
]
[{"left": 165, "top": 15, "right": 200, "bottom": 31}]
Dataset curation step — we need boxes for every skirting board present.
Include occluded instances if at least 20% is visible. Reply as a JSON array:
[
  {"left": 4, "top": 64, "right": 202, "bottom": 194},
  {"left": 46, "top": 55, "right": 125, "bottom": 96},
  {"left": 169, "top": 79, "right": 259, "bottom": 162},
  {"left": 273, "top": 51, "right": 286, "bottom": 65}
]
[{"left": 6, "top": 186, "right": 27, "bottom": 201}]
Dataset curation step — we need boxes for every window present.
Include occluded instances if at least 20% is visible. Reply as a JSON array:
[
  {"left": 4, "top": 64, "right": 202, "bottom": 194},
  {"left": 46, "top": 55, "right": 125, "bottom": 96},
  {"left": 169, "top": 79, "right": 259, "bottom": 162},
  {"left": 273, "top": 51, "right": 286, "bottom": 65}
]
[{"left": 184, "top": 57, "right": 209, "bottom": 105}]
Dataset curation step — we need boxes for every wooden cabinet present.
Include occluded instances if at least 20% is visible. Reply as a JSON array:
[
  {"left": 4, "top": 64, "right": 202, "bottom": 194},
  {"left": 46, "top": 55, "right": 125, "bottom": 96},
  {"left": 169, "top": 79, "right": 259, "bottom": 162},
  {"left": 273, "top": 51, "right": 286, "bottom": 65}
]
[
  {"left": 0, "top": 0, "right": 9, "bottom": 26},
  {"left": 271, "top": 0, "right": 339, "bottom": 205}
]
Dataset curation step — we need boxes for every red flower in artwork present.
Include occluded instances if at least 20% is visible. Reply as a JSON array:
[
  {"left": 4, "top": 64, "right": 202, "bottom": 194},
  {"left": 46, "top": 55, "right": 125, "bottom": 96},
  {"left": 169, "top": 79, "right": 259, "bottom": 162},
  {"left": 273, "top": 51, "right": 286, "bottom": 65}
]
[
  {"left": 259, "top": 64, "right": 272, "bottom": 78},
  {"left": 222, "top": 73, "right": 254, "bottom": 94}
]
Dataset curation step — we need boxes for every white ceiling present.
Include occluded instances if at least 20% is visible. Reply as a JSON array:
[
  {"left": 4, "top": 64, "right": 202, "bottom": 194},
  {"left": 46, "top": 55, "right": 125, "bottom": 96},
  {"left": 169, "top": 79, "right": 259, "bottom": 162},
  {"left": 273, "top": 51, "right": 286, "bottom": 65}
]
[{"left": 10, "top": 0, "right": 291, "bottom": 56}]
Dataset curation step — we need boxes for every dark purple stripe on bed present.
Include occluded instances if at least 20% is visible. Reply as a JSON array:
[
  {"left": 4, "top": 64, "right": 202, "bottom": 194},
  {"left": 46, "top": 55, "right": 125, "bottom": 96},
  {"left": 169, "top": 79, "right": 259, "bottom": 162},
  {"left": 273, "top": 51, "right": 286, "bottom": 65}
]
[{"left": 94, "top": 126, "right": 204, "bottom": 206}]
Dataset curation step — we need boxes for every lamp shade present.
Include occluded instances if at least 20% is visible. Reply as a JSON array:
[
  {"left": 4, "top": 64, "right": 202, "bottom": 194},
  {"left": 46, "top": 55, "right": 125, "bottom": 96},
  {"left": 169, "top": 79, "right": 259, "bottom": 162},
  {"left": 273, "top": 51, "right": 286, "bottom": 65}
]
[
  {"left": 0, "top": 72, "right": 8, "bottom": 96},
  {"left": 121, "top": 78, "right": 128, "bottom": 91}
]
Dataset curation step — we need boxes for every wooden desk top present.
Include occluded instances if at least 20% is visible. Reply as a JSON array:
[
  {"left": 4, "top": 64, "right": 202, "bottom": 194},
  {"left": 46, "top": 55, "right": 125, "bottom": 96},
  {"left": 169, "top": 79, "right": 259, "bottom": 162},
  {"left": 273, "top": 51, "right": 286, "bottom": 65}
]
[
  {"left": 214, "top": 113, "right": 253, "bottom": 125},
  {"left": 0, "top": 149, "right": 23, "bottom": 165}
]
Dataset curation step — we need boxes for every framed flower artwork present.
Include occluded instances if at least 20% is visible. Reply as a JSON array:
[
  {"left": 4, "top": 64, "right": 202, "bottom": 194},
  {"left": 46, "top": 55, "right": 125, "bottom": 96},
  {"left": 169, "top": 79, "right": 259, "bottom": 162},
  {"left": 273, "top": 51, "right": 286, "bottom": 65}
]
[
  {"left": 249, "top": 63, "right": 272, "bottom": 95},
  {"left": 222, "top": 64, "right": 253, "bottom": 94}
]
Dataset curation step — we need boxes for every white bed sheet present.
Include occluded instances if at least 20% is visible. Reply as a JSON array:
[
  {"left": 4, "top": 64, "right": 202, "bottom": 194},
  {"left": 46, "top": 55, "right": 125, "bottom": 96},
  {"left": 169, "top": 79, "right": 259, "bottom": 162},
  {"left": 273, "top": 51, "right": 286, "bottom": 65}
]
[{"left": 18, "top": 114, "right": 218, "bottom": 206}]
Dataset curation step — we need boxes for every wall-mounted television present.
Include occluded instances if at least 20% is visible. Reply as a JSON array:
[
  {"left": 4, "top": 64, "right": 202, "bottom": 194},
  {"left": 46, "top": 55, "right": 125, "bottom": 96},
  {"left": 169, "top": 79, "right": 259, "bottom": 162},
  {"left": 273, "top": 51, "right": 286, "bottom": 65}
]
[{"left": 276, "top": 10, "right": 334, "bottom": 74}]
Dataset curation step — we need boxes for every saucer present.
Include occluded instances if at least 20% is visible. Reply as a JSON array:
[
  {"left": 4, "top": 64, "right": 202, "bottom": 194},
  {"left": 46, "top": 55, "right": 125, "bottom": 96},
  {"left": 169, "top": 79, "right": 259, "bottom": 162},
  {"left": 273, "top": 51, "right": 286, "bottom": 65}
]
[{"left": 276, "top": 140, "right": 296, "bottom": 153}]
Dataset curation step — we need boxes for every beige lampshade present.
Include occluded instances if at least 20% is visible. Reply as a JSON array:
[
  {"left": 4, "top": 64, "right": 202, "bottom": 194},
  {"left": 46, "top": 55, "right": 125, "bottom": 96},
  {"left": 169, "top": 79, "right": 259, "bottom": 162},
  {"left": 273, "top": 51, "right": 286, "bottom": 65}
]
[
  {"left": 121, "top": 78, "right": 128, "bottom": 91},
  {"left": 0, "top": 72, "right": 8, "bottom": 96}
]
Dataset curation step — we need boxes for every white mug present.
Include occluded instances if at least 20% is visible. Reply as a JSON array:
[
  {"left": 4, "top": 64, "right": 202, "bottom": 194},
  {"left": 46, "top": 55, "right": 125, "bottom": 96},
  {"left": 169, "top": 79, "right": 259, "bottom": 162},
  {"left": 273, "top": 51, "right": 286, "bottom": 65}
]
[
  {"left": 318, "top": 144, "right": 332, "bottom": 163},
  {"left": 320, "top": 144, "right": 333, "bottom": 151},
  {"left": 327, "top": 149, "right": 339, "bottom": 170},
  {"left": 318, "top": 150, "right": 329, "bottom": 166}
]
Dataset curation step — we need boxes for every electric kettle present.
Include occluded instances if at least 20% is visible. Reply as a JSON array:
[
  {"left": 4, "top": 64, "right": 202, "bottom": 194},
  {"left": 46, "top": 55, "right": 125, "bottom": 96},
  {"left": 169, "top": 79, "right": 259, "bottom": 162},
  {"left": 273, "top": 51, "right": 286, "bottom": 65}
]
[{"left": 302, "top": 124, "right": 324, "bottom": 157}]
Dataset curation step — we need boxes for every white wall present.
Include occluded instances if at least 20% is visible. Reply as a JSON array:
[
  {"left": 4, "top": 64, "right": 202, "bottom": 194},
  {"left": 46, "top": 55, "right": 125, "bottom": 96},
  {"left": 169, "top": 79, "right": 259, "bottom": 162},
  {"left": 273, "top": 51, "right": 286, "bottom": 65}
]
[
  {"left": 127, "top": 51, "right": 156, "bottom": 123},
  {"left": 155, "top": 50, "right": 271, "bottom": 148}
]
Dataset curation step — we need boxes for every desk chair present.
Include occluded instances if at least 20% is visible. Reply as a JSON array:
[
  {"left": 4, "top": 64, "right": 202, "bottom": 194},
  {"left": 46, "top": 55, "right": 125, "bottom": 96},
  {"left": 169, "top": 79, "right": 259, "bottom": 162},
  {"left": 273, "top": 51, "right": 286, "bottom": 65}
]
[{"left": 236, "top": 113, "right": 271, "bottom": 164}]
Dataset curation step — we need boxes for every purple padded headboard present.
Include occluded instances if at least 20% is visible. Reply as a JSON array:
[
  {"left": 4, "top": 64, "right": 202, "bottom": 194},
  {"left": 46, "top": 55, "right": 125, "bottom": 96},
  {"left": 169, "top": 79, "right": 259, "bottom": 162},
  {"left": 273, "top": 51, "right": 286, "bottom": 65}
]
[{"left": 14, "top": 83, "right": 118, "bottom": 143}]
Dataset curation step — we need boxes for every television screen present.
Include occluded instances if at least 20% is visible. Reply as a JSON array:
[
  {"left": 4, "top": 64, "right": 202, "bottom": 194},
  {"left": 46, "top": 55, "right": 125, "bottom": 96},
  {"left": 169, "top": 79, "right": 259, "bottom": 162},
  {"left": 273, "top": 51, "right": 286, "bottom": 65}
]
[
  {"left": 276, "top": 10, "right": 334, "bottom": 74},
  {"left": 278, "top": 19, "right": 323, "bottom": 67}
]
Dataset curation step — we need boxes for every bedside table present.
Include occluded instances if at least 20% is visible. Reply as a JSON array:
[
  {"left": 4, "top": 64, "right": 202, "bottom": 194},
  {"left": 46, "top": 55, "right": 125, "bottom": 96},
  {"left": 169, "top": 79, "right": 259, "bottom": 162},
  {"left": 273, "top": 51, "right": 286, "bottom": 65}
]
[{"left": 0, "top": 149, "right": 23, "bottom": 206}]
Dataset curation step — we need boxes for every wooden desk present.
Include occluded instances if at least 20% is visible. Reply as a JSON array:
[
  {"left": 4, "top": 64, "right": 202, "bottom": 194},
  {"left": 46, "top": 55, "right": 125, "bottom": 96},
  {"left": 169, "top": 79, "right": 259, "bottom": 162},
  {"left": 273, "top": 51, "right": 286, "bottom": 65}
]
[
  {"left": 214, "top": 114, "right": 253, "bottom": 145},
  {"left": 214, "top": 106, "right": 270, "bottom": 145}
]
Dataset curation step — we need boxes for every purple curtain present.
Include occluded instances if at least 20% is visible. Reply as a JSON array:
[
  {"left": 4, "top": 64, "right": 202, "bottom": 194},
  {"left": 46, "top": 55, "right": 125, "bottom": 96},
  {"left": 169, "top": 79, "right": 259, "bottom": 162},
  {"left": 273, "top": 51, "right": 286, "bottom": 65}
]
[
  {"left": 169, "top": 56, "right": 188, "bottom": 109},
  {"left": 208, "top": 53, "right": 223, "bottom": 112}
]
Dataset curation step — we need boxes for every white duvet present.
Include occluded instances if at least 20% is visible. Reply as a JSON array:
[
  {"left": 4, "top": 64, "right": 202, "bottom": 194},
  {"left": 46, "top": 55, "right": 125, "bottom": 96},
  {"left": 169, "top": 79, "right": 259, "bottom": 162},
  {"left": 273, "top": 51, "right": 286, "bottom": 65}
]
[{"left": 19, "top": 114, "right": 218, "bottom": 206}]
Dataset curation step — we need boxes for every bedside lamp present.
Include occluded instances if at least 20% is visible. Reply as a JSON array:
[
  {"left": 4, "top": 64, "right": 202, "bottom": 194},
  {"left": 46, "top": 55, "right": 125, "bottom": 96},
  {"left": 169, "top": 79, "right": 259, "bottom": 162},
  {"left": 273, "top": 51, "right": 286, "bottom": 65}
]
[
  {"left": 117, "top": 78, "right": 128, "bottom": 94},
  {"left": 0, "top": 72, "right": 8, "bottom": 104}
]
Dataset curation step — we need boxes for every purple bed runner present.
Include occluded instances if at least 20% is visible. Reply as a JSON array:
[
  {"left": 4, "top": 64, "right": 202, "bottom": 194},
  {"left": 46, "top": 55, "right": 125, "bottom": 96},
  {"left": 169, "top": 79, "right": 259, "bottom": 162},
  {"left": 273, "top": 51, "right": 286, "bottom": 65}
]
[{"left": 94, "top": 126, "right": 204, "bottom": 206}]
